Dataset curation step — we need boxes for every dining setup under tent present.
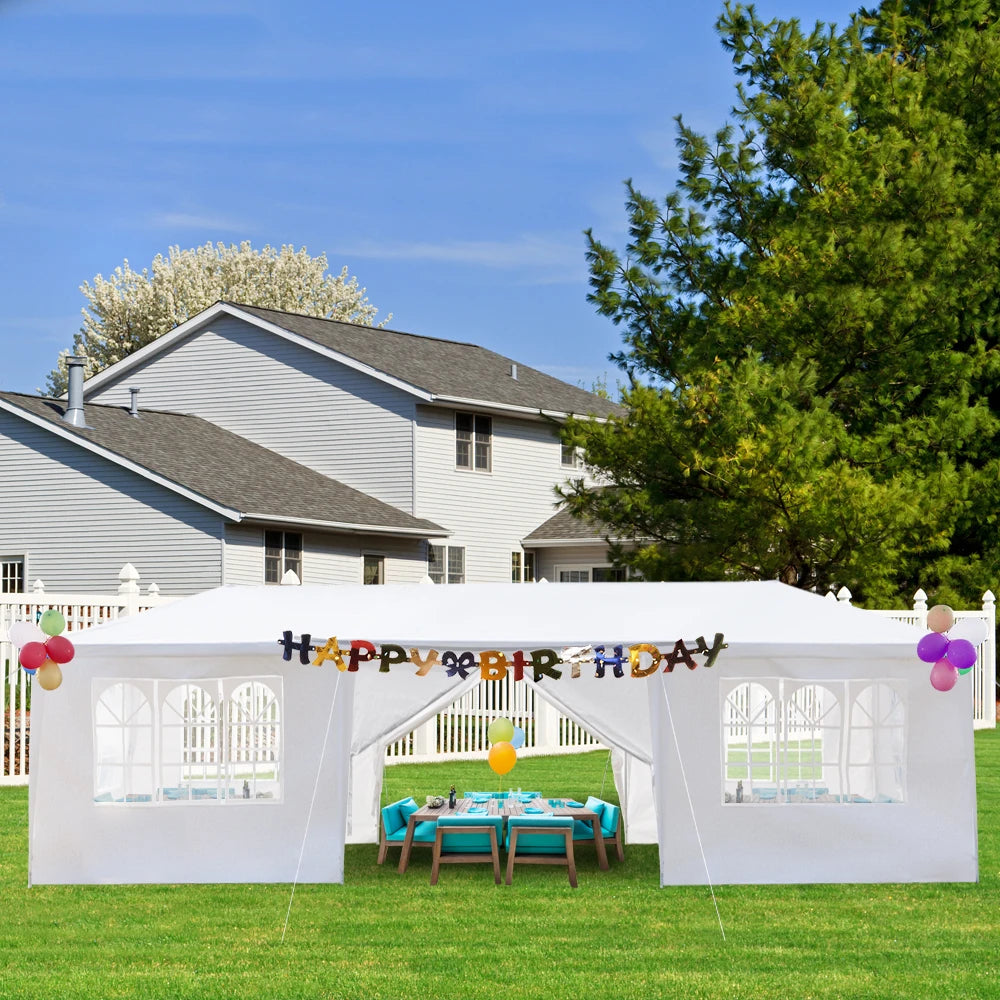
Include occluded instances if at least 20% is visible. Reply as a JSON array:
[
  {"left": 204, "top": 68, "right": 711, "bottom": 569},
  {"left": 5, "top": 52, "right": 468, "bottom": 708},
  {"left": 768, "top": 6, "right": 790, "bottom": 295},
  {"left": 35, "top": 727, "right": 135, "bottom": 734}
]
[{"left": 26, "top": 580, "right": 978, "bottom": 886}]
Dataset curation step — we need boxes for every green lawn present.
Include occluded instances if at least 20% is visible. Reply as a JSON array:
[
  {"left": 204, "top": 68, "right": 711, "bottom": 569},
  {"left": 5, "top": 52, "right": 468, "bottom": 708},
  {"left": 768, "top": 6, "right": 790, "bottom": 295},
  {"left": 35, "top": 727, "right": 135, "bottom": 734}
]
[{"left": 1, "top": 735, "right": 999, "bottom": 999}]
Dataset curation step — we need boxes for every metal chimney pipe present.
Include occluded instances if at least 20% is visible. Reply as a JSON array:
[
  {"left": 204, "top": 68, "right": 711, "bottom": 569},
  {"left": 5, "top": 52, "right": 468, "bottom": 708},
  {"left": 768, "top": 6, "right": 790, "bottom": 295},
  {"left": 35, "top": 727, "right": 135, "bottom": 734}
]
[
  {"left": 129, "top": 387, "right": 140, "bottom": 418},
  {"left": 510, "top": 363, "right": 518, "bottom": 380},
  {"left": 63, "top": 356, "right": 88, "bottom": 428}
]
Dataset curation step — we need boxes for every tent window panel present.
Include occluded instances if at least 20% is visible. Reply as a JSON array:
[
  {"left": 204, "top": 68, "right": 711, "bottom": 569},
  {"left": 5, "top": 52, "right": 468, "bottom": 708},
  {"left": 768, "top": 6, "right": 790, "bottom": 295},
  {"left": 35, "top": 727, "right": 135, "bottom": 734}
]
[
  {"left": 227, "top": 681, "right": 282, "bottom": 801},
  {"left": 847, "top": 682, "right": 906, "bottom": 803},
  {"left": 781, "top": 684, "right": 844, "bottom": 803},
  {"left": 722, "top": 682, "right": 778, "bottom": 803},
  {"left": 93, "top": 682, "right": 153, "bottom": 803},
  {"left": 161, "top": 683, "right": 223, "bottom": 802}
]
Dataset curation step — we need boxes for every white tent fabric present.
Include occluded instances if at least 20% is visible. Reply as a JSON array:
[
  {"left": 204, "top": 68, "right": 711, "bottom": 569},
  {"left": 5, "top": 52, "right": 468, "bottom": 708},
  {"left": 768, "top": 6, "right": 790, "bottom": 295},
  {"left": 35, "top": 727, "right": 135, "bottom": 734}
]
[{"left": 28, "top": 580, "right": 978, "bottom": 885}]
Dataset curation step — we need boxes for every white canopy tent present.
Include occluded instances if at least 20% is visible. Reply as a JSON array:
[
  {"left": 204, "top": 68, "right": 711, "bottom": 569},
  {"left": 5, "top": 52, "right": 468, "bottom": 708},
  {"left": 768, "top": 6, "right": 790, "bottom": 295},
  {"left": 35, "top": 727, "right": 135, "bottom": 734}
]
[{"left": 28, "top": 580, "right": 977, "bottom": 885}]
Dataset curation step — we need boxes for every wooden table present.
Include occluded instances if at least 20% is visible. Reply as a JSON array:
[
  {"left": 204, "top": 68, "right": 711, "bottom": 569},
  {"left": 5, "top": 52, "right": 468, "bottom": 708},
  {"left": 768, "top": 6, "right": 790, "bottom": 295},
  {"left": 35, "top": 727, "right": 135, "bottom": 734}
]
[{"left": 397, "top": 797, "right": 609, "bottom": 873}]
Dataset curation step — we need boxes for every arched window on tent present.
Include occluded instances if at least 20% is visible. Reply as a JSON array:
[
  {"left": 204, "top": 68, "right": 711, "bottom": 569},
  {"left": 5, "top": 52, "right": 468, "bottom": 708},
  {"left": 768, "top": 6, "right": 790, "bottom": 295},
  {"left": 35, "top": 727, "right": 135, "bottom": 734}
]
[
  {"left": 722, "top": 681, "right": 778, "bottom": 804},
  {"left": 782, "top": 683, "right": 843, "bottom": 803},
  {"left": 226, "top": 679, "right": 282, "bottom": 801},
  {"left": 93, "top": 681, "right": 153, "bottom": 803},
  {"left": 160, "top": 683, "right": 221, "bottom": 802},
  {"left": 847, "top": 682, "right": 906, "bottom": 803}
]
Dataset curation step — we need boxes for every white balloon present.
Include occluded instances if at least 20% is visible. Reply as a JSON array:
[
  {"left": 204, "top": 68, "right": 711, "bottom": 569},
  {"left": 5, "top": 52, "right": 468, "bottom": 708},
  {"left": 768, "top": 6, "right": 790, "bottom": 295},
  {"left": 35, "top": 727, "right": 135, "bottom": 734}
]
[
  {"left": 949, "top": 618, "right": 990, "bottom": 646},
  {"left": 7, "top": 621, "right": 43, "bottom": 648}
]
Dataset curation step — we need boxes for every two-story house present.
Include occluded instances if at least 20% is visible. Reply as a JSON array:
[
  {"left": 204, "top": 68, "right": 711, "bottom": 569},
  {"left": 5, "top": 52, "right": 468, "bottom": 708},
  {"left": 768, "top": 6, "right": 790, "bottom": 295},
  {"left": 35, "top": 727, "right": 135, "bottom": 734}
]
[{"left": 0, "top": 302, "right": 621, "bottom": 594}]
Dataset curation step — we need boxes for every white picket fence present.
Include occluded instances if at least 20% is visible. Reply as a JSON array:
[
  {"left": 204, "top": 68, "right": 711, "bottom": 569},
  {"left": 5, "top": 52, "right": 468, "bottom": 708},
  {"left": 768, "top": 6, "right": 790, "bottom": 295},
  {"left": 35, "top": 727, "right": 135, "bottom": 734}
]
[
  {"left": 830, "top": 587, "right": 996, "bottom": 730},
  {"left": 1, "top": 565, "right": 174, "bottom": 785},
  {"left": 2, "top": 576, "right": 995, "bottom": 783}
]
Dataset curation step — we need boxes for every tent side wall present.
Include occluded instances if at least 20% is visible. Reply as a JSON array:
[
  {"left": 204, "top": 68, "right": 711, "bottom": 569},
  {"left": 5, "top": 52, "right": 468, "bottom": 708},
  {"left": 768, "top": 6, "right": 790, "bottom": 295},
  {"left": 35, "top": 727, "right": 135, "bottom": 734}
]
[
  {"left": 29, "top": 652, "right": 354, "bottom": 885},
  {"left": 651, "top": 654, "right": 978, "bottom": 885}
]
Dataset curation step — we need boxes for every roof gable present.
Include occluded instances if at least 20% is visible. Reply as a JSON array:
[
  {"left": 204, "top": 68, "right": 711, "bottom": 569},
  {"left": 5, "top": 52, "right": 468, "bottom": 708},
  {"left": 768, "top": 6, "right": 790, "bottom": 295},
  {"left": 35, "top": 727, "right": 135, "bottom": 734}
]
[{"left": 81, "top": 301, "right": 622, "bottom": 420}]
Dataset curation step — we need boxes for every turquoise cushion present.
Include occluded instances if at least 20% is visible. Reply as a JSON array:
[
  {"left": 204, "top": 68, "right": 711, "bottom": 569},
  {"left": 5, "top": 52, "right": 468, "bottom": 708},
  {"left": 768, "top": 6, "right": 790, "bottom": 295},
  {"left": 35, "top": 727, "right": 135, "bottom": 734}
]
[
  {"left": 438, "top": 815, "right": 502, "bottom": 854},
  {"left": 385, "top": 820, "right": 437, "bottom": 843},
  {"left": 601, "top": 804, "right": 620, "bottom": 838},
  {"left": 583, "top": 796, "right": 606, "bottom": 825},
  {"left": 506, "top": 815, "right": 572, "bottom": 855},
  {"left": 381, "top": 797, "right": 417, "bottom": 838},
  {"left": 572, "top": 820, "right": 595, "bottom": 841}
]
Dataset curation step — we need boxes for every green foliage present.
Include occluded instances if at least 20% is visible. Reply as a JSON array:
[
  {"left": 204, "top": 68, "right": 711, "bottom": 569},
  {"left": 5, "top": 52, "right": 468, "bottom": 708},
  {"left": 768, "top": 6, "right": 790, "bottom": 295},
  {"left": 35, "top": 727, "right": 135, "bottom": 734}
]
[
  {"left": 46, "top": 242, "right": 387, "bottom": 395},
  {"left": 3, "top": 738, "right": 1000, "bottom": 999},
  {"left": 567, "top": 1, "right": 1000, "bottom": 605}
]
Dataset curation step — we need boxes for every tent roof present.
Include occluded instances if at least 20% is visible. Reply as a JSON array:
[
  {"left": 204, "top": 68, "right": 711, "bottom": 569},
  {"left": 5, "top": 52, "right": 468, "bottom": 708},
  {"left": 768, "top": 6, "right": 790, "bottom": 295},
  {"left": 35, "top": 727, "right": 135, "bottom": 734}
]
[{"left": 73, "top": 580, "right": 923, "bottom": 658}]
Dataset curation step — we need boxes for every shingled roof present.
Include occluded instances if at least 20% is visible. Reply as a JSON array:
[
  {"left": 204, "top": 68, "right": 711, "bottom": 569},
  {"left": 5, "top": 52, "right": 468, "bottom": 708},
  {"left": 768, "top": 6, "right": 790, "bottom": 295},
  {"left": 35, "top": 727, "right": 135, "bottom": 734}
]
[
  {"left": 522, "top": 504, "right": 607, "bottom": 544},
  {"left": 226, "top": 303, "right": 622, "bottom": 419},
  {"left": 0, "top": 392, "right": 445, "bottom": 537}
]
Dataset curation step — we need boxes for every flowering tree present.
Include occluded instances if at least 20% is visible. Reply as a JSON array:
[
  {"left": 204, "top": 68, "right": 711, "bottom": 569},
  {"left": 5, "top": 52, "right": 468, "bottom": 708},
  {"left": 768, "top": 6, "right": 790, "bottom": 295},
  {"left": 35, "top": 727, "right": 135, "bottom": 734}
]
[{"left": 46, "top": 242, "right": 387, "bottom": 394}]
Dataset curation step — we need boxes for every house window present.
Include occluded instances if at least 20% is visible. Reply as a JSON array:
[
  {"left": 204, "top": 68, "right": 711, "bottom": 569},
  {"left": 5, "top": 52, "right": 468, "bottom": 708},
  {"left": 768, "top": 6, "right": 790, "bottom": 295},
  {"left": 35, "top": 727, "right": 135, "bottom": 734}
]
[
  {"left": 722, "top": 679, "right": 904, "bottom": 805},
  {"left": 456, "top": 412, "right": 491, "bottom": 471},
  {"left": 556, "top": 564, "right": 627, "bottom": 582},
  {"left": 363, "top": 554, "right": 385, "bottom": 585},
  {"left": 429, "top": 544, "right": 465, "bottom": 584},
  {"left": 1, "top": 557, "right": 24, "bottom": 593},
  {"left": 264, "top": 531, "right": 302, "bottom": 584},
  {"left": 512, "top": 551, "right": 535, "bottom": 583},
  {"left": 561, "top": 443, "right": 583, "bottom": 468},
  {"left": 93, "top": 677, "right": 282, "bottom": 805}
]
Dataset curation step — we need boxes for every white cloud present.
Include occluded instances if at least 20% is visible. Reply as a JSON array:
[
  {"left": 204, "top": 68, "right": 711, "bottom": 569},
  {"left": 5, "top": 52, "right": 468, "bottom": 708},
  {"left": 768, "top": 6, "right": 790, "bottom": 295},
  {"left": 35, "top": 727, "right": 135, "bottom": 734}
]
[{"left": 343, "top": 235, "right": 587, "bottom": 284}]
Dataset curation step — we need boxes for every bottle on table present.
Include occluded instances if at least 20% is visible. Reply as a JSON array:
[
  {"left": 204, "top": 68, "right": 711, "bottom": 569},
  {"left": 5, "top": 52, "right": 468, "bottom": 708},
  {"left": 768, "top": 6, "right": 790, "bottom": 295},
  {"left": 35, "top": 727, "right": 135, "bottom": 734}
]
[{"left": 449, "top": 785, "right": 457, "bottom": 809}]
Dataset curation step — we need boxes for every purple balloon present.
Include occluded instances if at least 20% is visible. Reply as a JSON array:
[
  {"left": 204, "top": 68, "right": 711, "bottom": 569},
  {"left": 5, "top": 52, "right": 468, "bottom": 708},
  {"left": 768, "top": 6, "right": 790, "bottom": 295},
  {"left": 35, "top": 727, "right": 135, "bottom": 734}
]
[
  {"left": 945, "top": 638, "right": 977, "bottom": 671},
  {"left": 930, "top": 660, "right": 958, "bottom": 692},
  {"left": 917, "top": 632, "right": 950, "bottom": 664}
]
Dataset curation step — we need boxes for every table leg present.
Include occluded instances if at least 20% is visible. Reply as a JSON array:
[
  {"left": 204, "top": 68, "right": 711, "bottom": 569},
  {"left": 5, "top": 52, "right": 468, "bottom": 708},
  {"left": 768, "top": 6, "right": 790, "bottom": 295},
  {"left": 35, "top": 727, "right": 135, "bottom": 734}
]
[
  {"left": 591, "top": 817, "right": 610, "bottom": 870},
  {"left": 398, "top": 815, "right": 418, "bottom": 874}
]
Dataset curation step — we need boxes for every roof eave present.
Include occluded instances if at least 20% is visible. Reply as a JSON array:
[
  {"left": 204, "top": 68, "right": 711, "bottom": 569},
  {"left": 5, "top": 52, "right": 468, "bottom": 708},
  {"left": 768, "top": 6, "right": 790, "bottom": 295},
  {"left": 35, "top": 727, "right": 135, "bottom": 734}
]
[{"left": 244, "top": 512, "right": 449, "bottom": 539}]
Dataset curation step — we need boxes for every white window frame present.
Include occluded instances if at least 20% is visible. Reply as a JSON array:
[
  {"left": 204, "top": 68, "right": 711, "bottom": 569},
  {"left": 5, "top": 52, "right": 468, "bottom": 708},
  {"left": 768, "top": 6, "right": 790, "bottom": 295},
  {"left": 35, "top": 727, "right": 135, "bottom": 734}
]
[
  {"left": 429, "top": 544, "right": 465, "bottom": 584},
  {"left": 511, "top": 550, "right": 536, "bottom": 583},
  {"left": 363, "top": 552, "right": 386, "bottom": 585},
  {"left": 455, "top": 412, "right": 492, "bottom": 472},
  {"left": 560, "top": 442, "right": 583, "bottom": 468},
  {"left": 554, "top": 563, "right": 628, "bottom": 583},
  {"left": 93, "top": 676, "right": 283, "bottom": 806},
  {"left": 1, "top": 555, "right": 25, "bottom": 594},
  {"left": 264, "top": 530, "right": 302, "bottom": 584}
]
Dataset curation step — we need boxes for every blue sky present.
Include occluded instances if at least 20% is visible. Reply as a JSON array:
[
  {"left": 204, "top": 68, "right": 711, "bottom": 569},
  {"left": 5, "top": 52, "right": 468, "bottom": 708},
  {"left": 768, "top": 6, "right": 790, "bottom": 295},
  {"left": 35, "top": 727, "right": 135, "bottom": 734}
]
[{"left": 0, "top": 0, "right": 857, "bottom": 396}]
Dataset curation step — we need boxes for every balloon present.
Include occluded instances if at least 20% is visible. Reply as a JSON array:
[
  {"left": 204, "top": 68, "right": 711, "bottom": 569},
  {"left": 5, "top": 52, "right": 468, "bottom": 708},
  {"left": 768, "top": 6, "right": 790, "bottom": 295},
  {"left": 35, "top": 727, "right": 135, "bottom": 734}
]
[
  {"left": 958, "top": 666, "right": 973, "bottom": 676},
  {"left": 926, "top": 604, "right": 955, "bottom": 633},
  {"left": 944, "top": 639, "right": 977, "bottom": 671},
  {"left": 487, "top": 718, "right": 514, "bottom": 744},
  {"left": 8, "top": 621, "right": 43, "bottom": 647},
  {"left": 18, "top": 641, "right": 48, "bottom": 671},
  {"left": 39, "top": 610, "right": 66, "bottom": 637},
  {"left": 21, "top": 668, "right": 37, "bottom": 677},
  {"left": 510, "top": 726, "right": 525, "bottom": 750},
  {"left": 916, "top": 632, "right": 950, "bottom": 664},
  {"left": 949, "top": 618, "right": 990, "bottom": 646},
  {"left": 35, "top": 661, "right": 63, "bottom": 691},
  {"left": 488, "top": 741, "right": 516, "bottom": 775},
  {"left": 45, "top": 635, "right": 75, "bottom": 664},
  {"left": 930, "top": 660, "right": 958, "bottom": 692}
]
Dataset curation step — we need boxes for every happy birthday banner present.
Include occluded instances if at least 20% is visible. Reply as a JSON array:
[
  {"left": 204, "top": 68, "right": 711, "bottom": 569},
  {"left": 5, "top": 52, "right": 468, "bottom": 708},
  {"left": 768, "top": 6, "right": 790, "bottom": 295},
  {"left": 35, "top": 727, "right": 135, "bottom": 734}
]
[{"left": 277, "top": 632, "right": 727, "bottom": 680}]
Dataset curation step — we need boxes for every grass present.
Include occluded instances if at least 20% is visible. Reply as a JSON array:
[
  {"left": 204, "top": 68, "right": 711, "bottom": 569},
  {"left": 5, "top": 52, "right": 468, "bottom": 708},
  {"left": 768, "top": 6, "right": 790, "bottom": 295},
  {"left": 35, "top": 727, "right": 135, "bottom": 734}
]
[{"left": 1, "top": 735, "right": 999, "bottom": 999}]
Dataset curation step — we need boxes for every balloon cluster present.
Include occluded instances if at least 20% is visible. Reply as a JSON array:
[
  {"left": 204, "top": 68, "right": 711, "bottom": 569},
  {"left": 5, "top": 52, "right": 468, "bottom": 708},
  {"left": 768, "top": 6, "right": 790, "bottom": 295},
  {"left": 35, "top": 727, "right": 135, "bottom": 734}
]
[
  {"left": 486, "top": 717, "right": 525, "bottom": 776},
  {"left": 11, "top": 610, "right": 74, "bottom": 692},
  {"left": 916, "top": 604, "right": 987, "bottom": 693}
]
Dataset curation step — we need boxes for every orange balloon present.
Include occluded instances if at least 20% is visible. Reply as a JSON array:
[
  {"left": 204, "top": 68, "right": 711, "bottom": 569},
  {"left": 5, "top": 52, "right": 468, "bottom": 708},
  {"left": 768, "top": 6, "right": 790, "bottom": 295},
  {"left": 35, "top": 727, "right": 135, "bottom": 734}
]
[
  {"left": 36, "top": 660, "right": 63, "bottom": 691},
  {"left": 488, "top": 741, "right": 516, "bottom": 776}
]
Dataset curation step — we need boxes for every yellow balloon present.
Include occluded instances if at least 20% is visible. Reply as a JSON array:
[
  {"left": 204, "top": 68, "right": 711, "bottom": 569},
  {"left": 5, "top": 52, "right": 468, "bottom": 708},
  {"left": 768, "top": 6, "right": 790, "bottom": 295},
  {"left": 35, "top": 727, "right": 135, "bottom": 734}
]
[
  {"left": 488, "top": 741, "right": 516, "bottom": 776},
  {"left": 36, "top": 660, "right": 63, "bottom": 691}
]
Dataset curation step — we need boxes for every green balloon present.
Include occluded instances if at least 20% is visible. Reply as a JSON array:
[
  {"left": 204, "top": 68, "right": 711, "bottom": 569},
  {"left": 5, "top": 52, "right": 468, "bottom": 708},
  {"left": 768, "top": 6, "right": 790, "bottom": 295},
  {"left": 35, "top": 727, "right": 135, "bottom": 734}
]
[
  {"left": 39, "top": 609, "right": 66, "bottom": 637},
  {"left": 487, "top": 718, "right": 514, "bottom": 744}
]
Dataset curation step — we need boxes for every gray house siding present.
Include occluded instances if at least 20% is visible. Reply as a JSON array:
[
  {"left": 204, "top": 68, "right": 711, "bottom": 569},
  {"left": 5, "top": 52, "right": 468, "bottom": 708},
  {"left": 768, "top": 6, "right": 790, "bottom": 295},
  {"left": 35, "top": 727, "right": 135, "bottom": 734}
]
[
  {"left": 86, "top": 315, "right": 417, "bottom": 512},
  {"left": 533, "top": 543, "right": 619, "bottom": 583},
  {"left": 224, "top": 524, "right": 428, "bottom": 586},
  {"left": 0, "top": 413, "right": 223, "bottom": 594},
  {"left": 414, "top": 405, "right": 582, "bottom": 582}
]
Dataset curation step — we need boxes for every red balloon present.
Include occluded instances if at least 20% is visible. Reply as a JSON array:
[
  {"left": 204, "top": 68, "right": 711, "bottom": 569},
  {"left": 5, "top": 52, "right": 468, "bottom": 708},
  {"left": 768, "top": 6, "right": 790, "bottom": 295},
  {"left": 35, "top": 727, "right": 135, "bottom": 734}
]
[
  {"left": 45, "top": 634, "right": 75, "bottom": 664},
  {"left": 19, "top": 641, "right": 48, "bottom": 671}
]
